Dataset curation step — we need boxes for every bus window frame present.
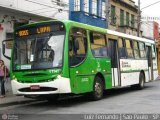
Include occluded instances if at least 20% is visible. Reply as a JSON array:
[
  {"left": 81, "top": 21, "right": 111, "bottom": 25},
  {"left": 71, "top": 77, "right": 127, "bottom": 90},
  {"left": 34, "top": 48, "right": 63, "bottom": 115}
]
[
  {"left": 133, "top": 40, "right": 140, "bottom": 59},
  {"left": 151, "top": 44, "right": 156, "bottom": 59},
  {"left": 68, "top": 27, "right": 88, "bottom": 67},
  {"left": 118, "top": 37, "right": 127, "bottom": 59},
  {"left": 90, "top": 31, "right": 108, "bottom": 58},
  {"left": 139, "top": 42, "right": 147, "bottom": 59},
  {"left": 13, "top": 22, "right": 66, "bottom": 71},
  {"left": 125, "top": 39, "right": 134, "bottom": 59}
]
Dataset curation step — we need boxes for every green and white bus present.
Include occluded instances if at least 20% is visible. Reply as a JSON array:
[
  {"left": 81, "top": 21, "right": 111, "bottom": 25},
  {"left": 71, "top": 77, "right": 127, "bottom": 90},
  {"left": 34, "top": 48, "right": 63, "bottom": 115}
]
[{"left": 3, "top": 20, "right": 158, "bottom": 100}]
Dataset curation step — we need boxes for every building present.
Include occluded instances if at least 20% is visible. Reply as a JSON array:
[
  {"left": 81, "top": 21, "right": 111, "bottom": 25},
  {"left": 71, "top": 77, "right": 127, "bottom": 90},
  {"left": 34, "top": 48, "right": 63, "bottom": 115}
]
[
  {"left": 108, "top": 0, "right": 141, "bottom": 36},
  {"left": 141, "top": 21, "right": 159, "bottom": 40},
  {"left": 69, "top": 0, "right": 107, "bottom": 28}
]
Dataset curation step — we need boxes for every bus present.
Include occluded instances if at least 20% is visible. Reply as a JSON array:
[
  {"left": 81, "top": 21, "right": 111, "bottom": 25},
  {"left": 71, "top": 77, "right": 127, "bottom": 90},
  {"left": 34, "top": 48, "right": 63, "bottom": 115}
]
[{"left": 3, "top": 20, "right": 158, "bottom": 101}]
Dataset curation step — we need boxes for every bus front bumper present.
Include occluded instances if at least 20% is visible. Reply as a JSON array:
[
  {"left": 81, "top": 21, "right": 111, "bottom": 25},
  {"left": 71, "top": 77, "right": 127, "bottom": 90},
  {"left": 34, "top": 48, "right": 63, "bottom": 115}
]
[{"left": 11, "top": 76, "right": 71, "bottom": 95}]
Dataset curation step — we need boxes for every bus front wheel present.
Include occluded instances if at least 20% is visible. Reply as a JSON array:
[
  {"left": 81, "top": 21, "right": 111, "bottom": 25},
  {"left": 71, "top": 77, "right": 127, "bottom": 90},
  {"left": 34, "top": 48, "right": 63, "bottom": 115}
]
[{"left": 91, "top": 76, "right": 104, "bottom": 100}]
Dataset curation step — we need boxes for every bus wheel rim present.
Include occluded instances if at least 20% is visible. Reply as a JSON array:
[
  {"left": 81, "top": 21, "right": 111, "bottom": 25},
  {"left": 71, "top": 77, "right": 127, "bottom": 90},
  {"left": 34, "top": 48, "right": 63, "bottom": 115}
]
[
  {"left": 95, "top": 82, "right": 102, "bottom": 96},
  {"left": 141, "top": 76, "right": 144, "bottom": 87}
]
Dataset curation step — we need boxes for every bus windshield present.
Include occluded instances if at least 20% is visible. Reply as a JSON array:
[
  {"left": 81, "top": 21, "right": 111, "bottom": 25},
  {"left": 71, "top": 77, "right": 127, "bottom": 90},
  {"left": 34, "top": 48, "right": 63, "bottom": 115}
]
[{"left": 13, "top": 23, "right": 65, "bottom": 71}]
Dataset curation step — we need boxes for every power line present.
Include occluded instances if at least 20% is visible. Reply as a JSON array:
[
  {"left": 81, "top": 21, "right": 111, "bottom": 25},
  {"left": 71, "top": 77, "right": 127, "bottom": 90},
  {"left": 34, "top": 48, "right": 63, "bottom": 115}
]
[
  {"left": 27, "top": 7, "right": 50, "bottom": 13},
  {"left": 34, "top": 9, "right": 58, "bottom": 14},
  {"left": 24, "top": 0, "right": 69, "bottom": 17},
  {"left": 25, "top": 0, "right": 64, "bottom": 10},
  {"left": 141, "top": 1, "right": 160, "bottom": 10}
]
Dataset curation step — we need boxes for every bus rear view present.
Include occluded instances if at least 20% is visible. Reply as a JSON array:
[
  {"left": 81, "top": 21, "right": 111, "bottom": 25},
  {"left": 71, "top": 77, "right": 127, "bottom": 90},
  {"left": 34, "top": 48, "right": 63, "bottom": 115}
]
[{"left": 11, "top": 21, "right": 71, "bottom": 98}]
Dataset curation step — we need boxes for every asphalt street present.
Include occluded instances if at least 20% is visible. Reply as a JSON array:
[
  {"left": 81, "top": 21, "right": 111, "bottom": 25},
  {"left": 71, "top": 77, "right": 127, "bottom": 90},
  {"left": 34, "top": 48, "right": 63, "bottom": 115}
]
[{"left": 0, "top": 80, "right": 160, "bottom": 120}]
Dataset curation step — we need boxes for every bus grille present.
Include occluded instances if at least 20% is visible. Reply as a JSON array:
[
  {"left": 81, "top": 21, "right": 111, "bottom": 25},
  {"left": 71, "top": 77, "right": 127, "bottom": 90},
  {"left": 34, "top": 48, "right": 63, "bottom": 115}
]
[{"left": 19, "top": 87, "right": 57, "bottom": 92}]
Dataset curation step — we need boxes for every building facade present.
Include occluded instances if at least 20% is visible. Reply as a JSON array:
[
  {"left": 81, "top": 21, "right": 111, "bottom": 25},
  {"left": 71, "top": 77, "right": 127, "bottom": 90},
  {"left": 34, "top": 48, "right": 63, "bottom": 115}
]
[
  {"left": 108, "top": 0, "right": 141, "bottom": 36},
  {"left": 69, "top": 0, "right": 107, "bottom": 28}
]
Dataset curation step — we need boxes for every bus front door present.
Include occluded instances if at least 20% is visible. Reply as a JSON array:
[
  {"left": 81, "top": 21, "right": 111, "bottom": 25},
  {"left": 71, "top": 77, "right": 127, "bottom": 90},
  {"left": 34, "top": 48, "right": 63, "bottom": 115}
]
[
  {"left": 146, "top": 46, "right": 154, "bottom": 80},
  {"left": 108, "top": 39, "right": 120, "bottom": 87}
]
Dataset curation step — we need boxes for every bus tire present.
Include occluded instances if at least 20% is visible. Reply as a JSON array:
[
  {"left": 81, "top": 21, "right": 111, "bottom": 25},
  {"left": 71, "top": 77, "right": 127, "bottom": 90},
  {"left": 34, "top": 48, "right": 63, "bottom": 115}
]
[
  {"left": 91, "top": 76, "right": 104, "bottom": 100},
  {"left": 131, "top": 72, "right": 145, "bottom": 90},
  {"left": 137, "top": 72, "right": 145, "bottom": 89}
]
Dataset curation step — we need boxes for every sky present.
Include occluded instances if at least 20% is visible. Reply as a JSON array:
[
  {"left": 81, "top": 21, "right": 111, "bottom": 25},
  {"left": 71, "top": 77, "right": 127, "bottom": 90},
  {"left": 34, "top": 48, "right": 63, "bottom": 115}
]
[{"left": 134, "top": 0, "right": 160, "bottom": 17}]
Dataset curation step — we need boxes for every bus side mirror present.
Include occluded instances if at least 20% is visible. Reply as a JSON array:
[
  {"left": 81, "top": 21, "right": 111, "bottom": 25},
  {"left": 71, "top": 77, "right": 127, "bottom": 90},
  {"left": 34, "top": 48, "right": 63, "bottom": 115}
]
[{"left": 2, "top": 39, "right": 13, "bottom": 60}]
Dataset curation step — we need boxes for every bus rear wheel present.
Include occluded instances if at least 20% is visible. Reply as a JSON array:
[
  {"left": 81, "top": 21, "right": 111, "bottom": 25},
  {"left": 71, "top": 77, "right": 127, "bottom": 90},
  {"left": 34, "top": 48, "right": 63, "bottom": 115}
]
[
  {"left": 137, "top": 72, "right": 145, "bottom": 89},
  {"left": 131, "top": 72, "right": 145, "bottom": 90},
  {"left": 91, "top": 76, "right": 104, "bottom": 100}
]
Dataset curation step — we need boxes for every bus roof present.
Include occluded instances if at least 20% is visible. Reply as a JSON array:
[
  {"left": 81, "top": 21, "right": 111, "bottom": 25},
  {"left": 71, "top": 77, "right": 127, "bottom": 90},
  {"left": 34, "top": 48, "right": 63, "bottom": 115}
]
[
  {"left": 16, "top": 19, "right": 155, "bottom": 45},
  {"left": 107, "top": 29, "right": 155, "bottom": 44},
  {"left": 64, "top": 20, "right": 155, "bottom": 44}
]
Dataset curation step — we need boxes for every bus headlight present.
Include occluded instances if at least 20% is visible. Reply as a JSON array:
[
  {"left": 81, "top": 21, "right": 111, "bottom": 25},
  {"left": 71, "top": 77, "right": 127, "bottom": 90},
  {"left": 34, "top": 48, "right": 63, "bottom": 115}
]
[{"left": 12, "top": 75, "right": 17, "bottom": 81}]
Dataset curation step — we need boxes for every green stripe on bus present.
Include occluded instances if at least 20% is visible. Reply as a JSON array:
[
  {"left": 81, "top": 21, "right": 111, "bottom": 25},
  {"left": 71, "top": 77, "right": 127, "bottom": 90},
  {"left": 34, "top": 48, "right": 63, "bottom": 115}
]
[{"left": 121, "top": 69, "right": 148, "bottom": 73}]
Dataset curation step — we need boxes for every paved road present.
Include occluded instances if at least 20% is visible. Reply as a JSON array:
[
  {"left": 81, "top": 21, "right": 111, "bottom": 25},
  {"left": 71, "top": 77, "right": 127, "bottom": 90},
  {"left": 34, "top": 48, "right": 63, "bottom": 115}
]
[{"left": 0, "top": 80, "right": 160, "bottom": 120}]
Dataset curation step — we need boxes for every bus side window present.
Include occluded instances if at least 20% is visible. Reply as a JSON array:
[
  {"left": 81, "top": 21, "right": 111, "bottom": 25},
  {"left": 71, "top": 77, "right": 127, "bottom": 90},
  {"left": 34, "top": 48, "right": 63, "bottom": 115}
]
[
  {"left": 139, "top": 42, "right": 146, "bottom": 58},
  {"left": 118, "top": 37, "right": 127, "bottom": 58},
  {"left": 125, "top": 39, "right": 134, "bottom": 58},
  {"left": 90, "top": 32, "right": 108, "bottom": 57},
  {"left": 133, "top": 41, "right": 140, "bottom": 59},
  {"left": 152, "top": 44, "right": 156, "bottom": 59},
  {"left": 69, "top": 28, "right": 88, "bottom": 66}
]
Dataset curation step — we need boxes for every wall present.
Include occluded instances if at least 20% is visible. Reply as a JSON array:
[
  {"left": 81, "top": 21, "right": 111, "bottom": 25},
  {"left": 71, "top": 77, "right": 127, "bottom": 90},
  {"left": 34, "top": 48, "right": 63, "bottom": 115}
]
[
  {"left": 141, "top": 21, "right": 159, "bottom": 40},
  {"left": 0, "top": 0, "right": 69, "bottom": 20}
]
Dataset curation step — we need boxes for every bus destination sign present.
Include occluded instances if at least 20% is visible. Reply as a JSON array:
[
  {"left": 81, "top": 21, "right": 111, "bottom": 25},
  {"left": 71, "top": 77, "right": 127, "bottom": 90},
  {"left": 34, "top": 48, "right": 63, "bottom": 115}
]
[
  {"left": 16, "top": 26, "right": 51, "bottom": 37},
  {"left": 16, "top": 23, "right": 64, "bottom": 37}
]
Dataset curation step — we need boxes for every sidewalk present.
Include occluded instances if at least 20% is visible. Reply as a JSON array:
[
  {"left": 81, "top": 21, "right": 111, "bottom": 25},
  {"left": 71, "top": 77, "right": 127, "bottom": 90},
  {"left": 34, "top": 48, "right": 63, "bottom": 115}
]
[{"left": 0, "top": 79, "right": 34, "bottom": 105}]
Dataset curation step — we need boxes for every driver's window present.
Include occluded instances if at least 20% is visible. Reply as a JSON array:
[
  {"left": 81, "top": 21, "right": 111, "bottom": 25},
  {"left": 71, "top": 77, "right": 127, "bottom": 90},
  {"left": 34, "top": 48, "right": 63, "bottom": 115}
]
[{"left": 69, "top": 28, "right": 87, "bottom": 66}]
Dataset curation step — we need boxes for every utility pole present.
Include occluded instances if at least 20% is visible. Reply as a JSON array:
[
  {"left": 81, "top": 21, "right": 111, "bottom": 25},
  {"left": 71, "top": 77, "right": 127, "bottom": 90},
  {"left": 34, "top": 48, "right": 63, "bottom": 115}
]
[
  {"left": 105, "top": 0, "right": 110, "bottom": 29},
  {"left": 137, "top": 0, "right": 141, "bottom": 37}
]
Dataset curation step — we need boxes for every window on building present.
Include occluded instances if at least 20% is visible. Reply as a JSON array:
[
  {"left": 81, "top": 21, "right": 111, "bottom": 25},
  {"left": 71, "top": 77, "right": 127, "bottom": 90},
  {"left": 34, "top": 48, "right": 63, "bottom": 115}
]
[
  {"left": 133, "top": 41, "right": 140, "bottom": 59},
  {"left": 125, "top": 39, "right": 134, "bottom": 58},
  {"left": 90, "top": 32, "right": 107, "bottom": 57},
  {"left": 69, "top": 28, "right": 88, "bottom": 66},
  {"left": 84, "top": 0, "right": 89, "bottom": 13},
  {"left": 92, "top": 0, "right": 97, "bottom": 15},
  {"left": 102, "top": 1, "right": 106, "bottom": 18},
  {"left": 74, "top": 0, "right": 80, "bottom": 11},
  {"left": 131, "top": 14, "right": 135, "bottom": 28},
  {"left": 111, "top": 5, "right": 116, "bottom": 24},
  {"left": 120, "top": 9, "right": 124, "bottom": 26},
  {"left": 126, "top": 12, "right": 130, "bottom": 26},
  {"left": 139, "top": 42, "right": 146, "bottom": 58}
]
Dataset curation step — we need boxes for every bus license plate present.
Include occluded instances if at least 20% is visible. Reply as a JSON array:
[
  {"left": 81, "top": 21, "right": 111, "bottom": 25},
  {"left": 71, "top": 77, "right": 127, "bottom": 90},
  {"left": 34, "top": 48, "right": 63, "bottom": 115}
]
[{"left": 30, "top": 85, "right": 40, "bottom": 90}]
